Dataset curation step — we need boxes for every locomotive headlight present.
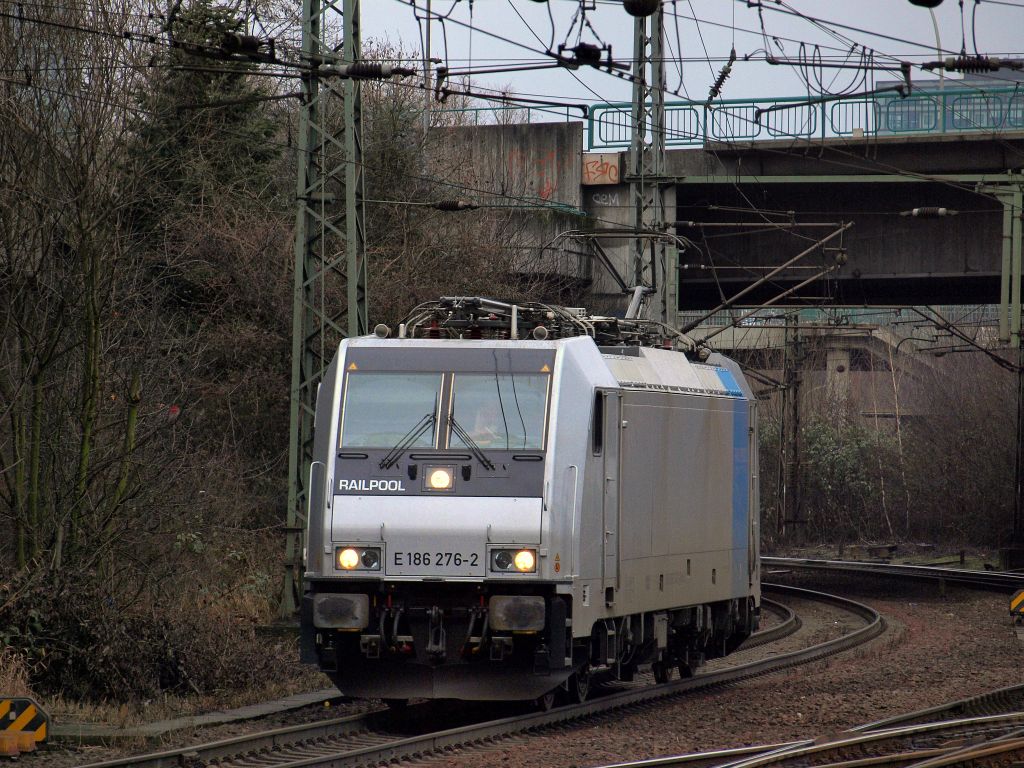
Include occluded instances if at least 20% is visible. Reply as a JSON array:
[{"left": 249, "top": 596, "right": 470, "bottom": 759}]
[
  {"left": 490, "top": 548, "right": 537, "bottom": 573},
  {"left": 513, "top": 549, "right": 536, "bottom": 572},
  {"left": 360, "top": 548, "right": 380, "bottom": 569},
  {"left": 425, "top": 466, "right": 454, "bottom": 491},
  {"left": 335, "top": 546, "right": 381, "bottom": 571},
  {"left": 337, "top": 547, "right": 360, "bottom": 569}
]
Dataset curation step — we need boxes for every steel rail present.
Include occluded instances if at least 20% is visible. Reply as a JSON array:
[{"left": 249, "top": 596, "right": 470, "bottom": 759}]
[
  {"left": 596, "top": 741, "right": 810, "bottom": 768},
  {"left": 852, "top": 681, "right": 1024, "bottom": 733},
  {"left": 739, "top": 597, "right": 799, "bottom": 650},
  {"left": 605, "top": 714, "right": 1024, "bottom": 768},
  {"left": 75, "top": 586, "right": 877, "bottom": 768},
  {"left": 589, "top": 564, "right": 1024, "bottom": 768},
  {"left": 716, "top": 713, "right": 1024, "bottom": 768},
  {"left": 69, "top": 599, "right": 790, "bottom": 768},
  {"left": 763, "top": 556, "right": 1024, "bottom": 591}
]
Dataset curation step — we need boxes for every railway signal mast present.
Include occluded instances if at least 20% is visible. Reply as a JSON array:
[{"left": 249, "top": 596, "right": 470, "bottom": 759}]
[
  {"left": 284, "top": 0, "right": 367, "bottom": 617},
  {"left": 627, "top": 3, "right": 675, "bottom": 325}
]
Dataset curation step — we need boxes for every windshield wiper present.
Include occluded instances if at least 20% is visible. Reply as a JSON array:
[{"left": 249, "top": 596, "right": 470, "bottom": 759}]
[
  {"left": 448, "top": 416, "right": 496, "bottom": 471},
  {"left": 379, "top": 412, "right": 436, "bottom": 470}
]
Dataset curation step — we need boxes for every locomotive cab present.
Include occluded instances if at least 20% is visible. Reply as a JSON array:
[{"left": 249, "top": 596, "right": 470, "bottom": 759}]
[{"left": 301, "top": 341, "right": 576, "bottom": 701}]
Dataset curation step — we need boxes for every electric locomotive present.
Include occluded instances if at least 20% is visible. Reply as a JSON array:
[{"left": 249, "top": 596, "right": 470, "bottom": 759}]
[{"left": 300, "top": 297, "right": 760, "bottom": 704}]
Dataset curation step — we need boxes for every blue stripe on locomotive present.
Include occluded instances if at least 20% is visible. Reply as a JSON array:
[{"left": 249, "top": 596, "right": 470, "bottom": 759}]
[{"left": 731, "top": 395, "right": 750, "bottom": 587}]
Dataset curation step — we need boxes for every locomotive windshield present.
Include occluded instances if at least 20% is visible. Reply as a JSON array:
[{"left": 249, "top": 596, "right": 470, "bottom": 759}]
[
  {"left": 449, "top": 374, "right": 550, "bottom": 450},
  {"left": 338, "top": 361, "right": 552, "bottom": 452},
  {"left": 339, "top": 373, "right": 442, "bottom": 448}
]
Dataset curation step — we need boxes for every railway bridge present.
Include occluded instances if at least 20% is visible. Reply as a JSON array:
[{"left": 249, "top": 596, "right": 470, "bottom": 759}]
[{"left": 447, "top": 85, "right": 1024, "bottom": 347}]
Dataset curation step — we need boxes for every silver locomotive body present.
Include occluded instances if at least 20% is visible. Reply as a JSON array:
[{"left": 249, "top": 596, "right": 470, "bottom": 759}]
[{"left": 300, "top": 325, "right": 759, "bottom": 702}]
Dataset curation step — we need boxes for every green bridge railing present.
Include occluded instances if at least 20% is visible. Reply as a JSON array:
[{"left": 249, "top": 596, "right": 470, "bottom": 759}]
[{"left": 587, "top": 86, "right": 1024, "bottom": 150}]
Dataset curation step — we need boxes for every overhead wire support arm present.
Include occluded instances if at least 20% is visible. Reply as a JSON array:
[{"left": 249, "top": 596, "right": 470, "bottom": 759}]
[
  {"left": 675, "top": 221, "right": 842, "bottom": 229},
  {"left": 762, "top": 54, "right": 910, "bottom": 73},
  {"left": 679, "top": 222, "right": 853, "bottom": 335},
  {"left": 431, "top": 66, "right": 590, "bottom": 115},
  {"left": 754, "top": 82, "right": 910, "bottom": 124},
  {"left": 911, "top": 307, "right": 1019, "bottom": 372},
  {"left": 696, "top": 260, "right": 847, "bottom": 346}
]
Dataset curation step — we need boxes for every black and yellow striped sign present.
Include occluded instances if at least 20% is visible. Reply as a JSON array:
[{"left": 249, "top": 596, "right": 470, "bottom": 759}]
[
  {"left": 1011, "top": 590, "right": 1024, "bottom": 616},
  {"left": 0, "top": 698, "right": 48, "bottom": 744}
]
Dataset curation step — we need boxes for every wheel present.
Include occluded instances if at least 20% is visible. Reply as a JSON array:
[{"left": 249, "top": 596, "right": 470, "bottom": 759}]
[
  {"left": 535, "top": 689, "right": 557, "bottom": 711},
  {"left": 677, "top": 661, "right": 695, "bottom": 679},
  {"left": 384, "top": 698, "right": 409, "bottom": 710},
  {"left": 567, "top": 665, "right": 590, "bottom": 704},
  {"left": 652, "top": 660, "right": 671, "bottom": 684}
]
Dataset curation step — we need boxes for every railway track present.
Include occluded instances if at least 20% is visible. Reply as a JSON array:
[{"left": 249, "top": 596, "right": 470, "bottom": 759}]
[
  {"left": 763, "top": 556, "right": 1024, "bottom": 592},
  {"left": 595, "top": 683, "right": 1024, "bottom": 768},
  {"left": 75, "top": 586, "right": 877, "bottom": 768},
  {"left": 605, "top": 712, "right": 1024, "bottom": 768},
  {"left": 591, "top": 562, "right": 1024, "bottom": 768}
]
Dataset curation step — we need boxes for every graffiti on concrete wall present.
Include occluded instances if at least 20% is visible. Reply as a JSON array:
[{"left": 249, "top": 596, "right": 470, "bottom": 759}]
[
  {"left": 582, "top": 153, "right": 621, "bottom": 185},
  {"left": 505, "top": 148, "right": 571, "bottom": 200}
]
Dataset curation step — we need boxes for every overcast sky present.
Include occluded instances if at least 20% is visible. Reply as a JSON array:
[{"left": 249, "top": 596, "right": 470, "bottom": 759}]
[{"left": 360, "top": 1, "right": 1024, "bottom": 113}]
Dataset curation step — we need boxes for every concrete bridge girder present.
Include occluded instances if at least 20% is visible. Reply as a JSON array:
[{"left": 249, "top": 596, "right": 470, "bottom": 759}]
[{"left": 581, "top": 132, "right": 1024, "bottom": 345}]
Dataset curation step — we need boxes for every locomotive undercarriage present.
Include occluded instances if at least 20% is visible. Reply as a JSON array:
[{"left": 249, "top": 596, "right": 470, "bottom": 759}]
[
  {"left": 303, "top": 580, "right": 758, "bottom": 701},
  {"left": 302, "top": 581, "right": 574, "bottom": 700},
  {"left": 584, "top": 597, "right": 760, "bottom": 686}
]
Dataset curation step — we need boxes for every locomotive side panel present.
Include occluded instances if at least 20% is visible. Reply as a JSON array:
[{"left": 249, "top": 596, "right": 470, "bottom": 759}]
[
  {"left": 544, "top": 337, "right": 618, "bottom": 585},
  {"left": 306, "top": 355, "right": 341, "bottom": 580},
  {"left": 615, "top": 390, "right": 750, "bottom": 616}
]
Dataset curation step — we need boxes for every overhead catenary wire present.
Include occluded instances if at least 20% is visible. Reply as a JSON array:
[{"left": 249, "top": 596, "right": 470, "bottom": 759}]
[
  {"left": 7, "top": 10, "right": 1013, "bottom": 212},
  {"left": 12, "top": 0, "right": 1011, "bottom": 354},
  {"left": 9, "top": 0, "right": 1015, "bottom": 231},
  {"left": 7, "top": 0, "right": 1021, "bottom": 235}
]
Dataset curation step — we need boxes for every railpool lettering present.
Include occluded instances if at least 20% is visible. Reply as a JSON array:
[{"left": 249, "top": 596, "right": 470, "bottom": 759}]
[{"left": 337, "top": 479, "right": 406, "bottom": 492}]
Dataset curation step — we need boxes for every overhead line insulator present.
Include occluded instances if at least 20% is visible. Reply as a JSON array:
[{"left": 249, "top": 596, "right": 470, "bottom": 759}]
[
  {"left": 899, "top": 207, "right": 958, "bottom": 218},
  {"left": 320, "top": 63, "right": 417, "bottom": 79},
  {"left": 433, "top": 200, "right": 478, "bottom": 211},
  {"left": 706, "top": 48, "right": 736, "bottom": 107},
  {"left": 923, "top": 56, "right": 1023, "bottom": 73}
]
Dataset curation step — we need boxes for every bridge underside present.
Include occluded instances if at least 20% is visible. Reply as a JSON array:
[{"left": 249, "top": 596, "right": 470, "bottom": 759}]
[{"left": 675, "top": 180, "right": 1003, "bottom": 310}]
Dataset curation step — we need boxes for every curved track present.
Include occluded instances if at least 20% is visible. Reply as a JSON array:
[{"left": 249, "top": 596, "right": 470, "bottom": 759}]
[
  {"left": 593, "top": 561, "right": 1024, "bottom": 768},
  {"left": 75, "top": 586, "right": 878, "bottom": 768},
  {"left": 763, "top": 556, "right": 1024, "bottom": 591}
]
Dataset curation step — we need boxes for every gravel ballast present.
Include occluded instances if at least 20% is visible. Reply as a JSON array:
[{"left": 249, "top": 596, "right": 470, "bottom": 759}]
[{"left": 432, "top": 579, "right": 1022, "bottom": 768}]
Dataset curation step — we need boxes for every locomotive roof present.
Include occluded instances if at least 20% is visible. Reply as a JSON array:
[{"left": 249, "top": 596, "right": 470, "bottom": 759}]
[
  {"left": 599, "top": 345, "right": 749, "bottom": 400},
  {"left": 340, "top": 336, "right": 751, "bottom": 401}
]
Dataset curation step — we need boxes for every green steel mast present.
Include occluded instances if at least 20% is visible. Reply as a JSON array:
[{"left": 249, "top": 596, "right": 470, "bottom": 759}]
[
  {"left": 628, "top": 6, "right": 675, "bottom": 325},
  {"left": 282, "top": 0, "right": 366, "bottom": 617}
]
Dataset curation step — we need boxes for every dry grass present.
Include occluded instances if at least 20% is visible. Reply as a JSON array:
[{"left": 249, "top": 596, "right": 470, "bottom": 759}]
[
  {"left": 0, "top": 646, "right": 35, "bottom": 698},
  {"left": 45, "top": 660, "right": 329, "bottom": 726}
]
